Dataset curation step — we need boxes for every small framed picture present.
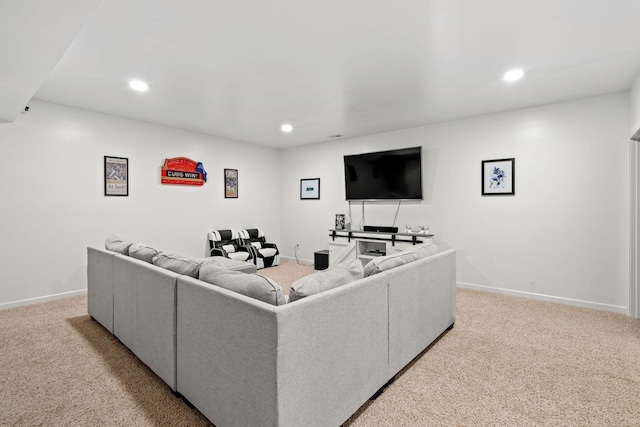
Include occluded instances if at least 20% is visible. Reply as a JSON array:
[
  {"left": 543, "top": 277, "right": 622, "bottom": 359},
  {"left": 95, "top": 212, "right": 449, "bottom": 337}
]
[
  {"left": 225, "top": 169, "right": 238, "bottom": 198},
  {"left": 104, "top": 156, "right": 128, "bottom": 196},
  {"left": 300, "top": 178, "right": 320, "bottom": 200},
  {"left": 482, "top": 158, "right": 515, "bottom": 196}
]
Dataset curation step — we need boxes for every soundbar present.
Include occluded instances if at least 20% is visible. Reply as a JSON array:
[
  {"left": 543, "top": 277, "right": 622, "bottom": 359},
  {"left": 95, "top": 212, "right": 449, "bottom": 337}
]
[{"left": 363, "top": 225, "right": 399, "bottom": 233}]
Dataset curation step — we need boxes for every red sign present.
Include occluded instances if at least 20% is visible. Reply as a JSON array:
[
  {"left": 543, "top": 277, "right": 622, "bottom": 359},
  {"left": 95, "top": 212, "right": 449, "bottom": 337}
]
[{"left": 161, "top": 157, "right": 207, "bottom": 186}]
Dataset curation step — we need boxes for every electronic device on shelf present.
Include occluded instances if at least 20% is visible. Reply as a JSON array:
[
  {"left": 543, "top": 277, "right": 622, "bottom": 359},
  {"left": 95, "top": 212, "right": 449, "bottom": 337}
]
[
  {"left": 365, "top": 249, "right": 386, "bottom": 256},
  {"left": 363, "top": 225, "right": 399, "bottom": 233}
]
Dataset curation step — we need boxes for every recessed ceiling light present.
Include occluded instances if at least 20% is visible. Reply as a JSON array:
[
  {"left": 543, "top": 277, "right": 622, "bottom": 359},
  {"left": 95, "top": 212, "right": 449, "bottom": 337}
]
[
  {"left": 281, "top": 123, "right": 293, "bottom": 133},
  {"left": 503, "top": 69, "right": 524, "bottom": 82},
  {"left": 129, "top": 80, "right": 149, "bottom": 91}
]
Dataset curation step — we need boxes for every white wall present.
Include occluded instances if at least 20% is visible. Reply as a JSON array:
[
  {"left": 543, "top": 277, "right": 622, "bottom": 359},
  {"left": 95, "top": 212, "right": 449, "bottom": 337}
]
[
  {"left": 628, "top": 70, "right": 640, "bottom": 318},
  {"left": 1, "top": 94, "right": 631, "bottom": 312},
  {"left": 0, "top": 100, "right": 280, "bottom": 308},
  {"left": 630, "top": 71, "right": 640, "bottom": 135},
  {"left": 281, "top": 93, "right": 630, "bottom": 312}
]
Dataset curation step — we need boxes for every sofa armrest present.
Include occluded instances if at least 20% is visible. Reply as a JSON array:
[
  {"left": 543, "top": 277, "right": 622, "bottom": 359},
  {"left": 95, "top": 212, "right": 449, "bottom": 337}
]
[
  {"left": 176, "top": 277, "right": 279, "bottom": 427},
  {"left": 386, "top": 248, "right": 456, "bottom": 376},
  {"left": 210, "top": 247, "right": 228, "bottom": 257},
  {"left": 114, "top": 255, "right": 180, "bottom": 390},
  {"left": 276, "top": 275, "right": 389, "bottom": 426},
  {"left": 87, "top": 247, "right": 116, "bottom": 333},
  {"left": 263, "top": 243, "right": 278, "bottom": 253},
  {"left": 176, "top": 275, "right": 390, "bottom": 427}
]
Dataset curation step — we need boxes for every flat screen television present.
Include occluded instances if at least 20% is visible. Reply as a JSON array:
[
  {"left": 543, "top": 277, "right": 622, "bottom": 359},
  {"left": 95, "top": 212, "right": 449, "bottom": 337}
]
[{"left": 344, "top": 146, "right": 423, "bottom": 200}]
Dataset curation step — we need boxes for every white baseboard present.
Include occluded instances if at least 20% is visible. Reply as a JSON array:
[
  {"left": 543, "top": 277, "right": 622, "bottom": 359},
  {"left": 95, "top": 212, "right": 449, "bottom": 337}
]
[
  {"left": 0, "top": 289, "right": 87, "bottom": 311},
  {"left": 457, "top": 282, "right": 628, "bottom": 315},
  {"left": 280, "top": 255, "right": 314, "bottom": 264}
]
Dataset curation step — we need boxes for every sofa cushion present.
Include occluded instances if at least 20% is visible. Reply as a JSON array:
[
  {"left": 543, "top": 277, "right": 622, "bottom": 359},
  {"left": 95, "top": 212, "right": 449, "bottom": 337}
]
[
  {"left": 199, "top": 264, "right": 286, "bottom": 306},
  {"left": 288, "top": 259, "right": 363, "bottom": 303},
  {"left": 128, "top": 242, "right": 160, "bottom": 263},
  {"left": 105, "top": 234, "right": 135, "bottom": 255},
  {"left": 413, "top": 243, "right": 439, "bottom": 258},
  {"left": 201, "top": 257, "right": 257, "bottom": 274},
  {"left": 364, "top": 243, "right": 439, "bottom": 277},
  {"left": 152, "top": 253, "right": 204, "bottom": 278}
]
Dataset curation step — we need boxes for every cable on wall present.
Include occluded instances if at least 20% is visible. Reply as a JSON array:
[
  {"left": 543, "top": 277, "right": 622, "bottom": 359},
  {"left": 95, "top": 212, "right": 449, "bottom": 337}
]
[{"left": 392, "top": 200, "right": 402, "bottom": 228}]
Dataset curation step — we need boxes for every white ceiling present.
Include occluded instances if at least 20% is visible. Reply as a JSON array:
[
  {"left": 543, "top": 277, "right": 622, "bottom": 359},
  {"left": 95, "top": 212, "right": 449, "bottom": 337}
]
[{"left": 3, "top": 0, "right": 640, "bottom": 147}]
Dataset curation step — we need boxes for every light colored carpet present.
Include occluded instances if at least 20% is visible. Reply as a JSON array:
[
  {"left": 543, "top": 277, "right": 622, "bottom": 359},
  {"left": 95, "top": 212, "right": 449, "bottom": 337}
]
[
  {"left": 1, "top": 266, "right": 639, "bottom": 426},
  {"left": 258, "top": 257, "right": 315, "bottom": 295},
  {"left": 345, "top": 290, "right": 640, "bottom": 426}
]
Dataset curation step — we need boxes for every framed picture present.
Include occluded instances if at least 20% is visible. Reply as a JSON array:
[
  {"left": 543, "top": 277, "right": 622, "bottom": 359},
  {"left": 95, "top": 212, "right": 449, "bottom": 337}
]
[
  {"left": 482, "top": 158, "right": 515, "bottom": 196},
  {"left": 300, "top": 178, "right": 320, "bottom": 200},
  {"left": 224, "top": 169, "right": 238, "bottom": 198},
  {"left": 104, "top": 156, "right": 128, "bottom": 196}
]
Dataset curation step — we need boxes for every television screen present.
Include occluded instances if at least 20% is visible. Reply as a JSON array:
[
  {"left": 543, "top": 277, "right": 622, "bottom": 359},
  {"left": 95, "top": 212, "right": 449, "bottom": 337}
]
[{"left": 344, "top": 146, "right": 423, "bottom": 200}]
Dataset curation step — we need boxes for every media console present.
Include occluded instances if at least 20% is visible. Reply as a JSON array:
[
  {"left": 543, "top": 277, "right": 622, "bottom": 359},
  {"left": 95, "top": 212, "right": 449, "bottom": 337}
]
[{"left": 328, "top": 229, "right": 434, "bottom": 267}]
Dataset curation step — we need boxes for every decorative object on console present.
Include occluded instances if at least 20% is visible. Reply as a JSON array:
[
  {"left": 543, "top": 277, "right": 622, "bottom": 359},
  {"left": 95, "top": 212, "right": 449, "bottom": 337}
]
[
  {"left": 482, "top": 158, "right": 515, "bottom": 196},
  {"left": 239, "top": 228, "right": 280, "bottom": 269},
  {"left": 224, "top": 168, "right": 238, "bottom": 198},
  {"left": 161, "top": 157, "right": 207, "bottom": 186},
  {"left": 335, "top": 214, "right": 346, "bottom": 230},
  {"left": 403, "top": 225, "right": 430, "bottom": 234},
  {"left": 104, "top": 156, "right": 128, "bottom": 196},
  {"left": 208, "top": 229, "right": 252, "bottom": 262},
  {"left": 300, "top": 178, "right": 320, "bottom": 199}
]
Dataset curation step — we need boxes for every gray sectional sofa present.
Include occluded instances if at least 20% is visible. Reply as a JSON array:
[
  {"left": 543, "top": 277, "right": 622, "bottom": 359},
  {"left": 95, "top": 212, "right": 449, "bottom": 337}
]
[{"left": 87, "top": 241, "right": 456, "bottom": 427}]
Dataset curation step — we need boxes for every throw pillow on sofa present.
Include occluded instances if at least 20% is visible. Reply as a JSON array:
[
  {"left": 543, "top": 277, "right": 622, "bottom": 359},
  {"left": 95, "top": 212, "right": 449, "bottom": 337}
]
[
  {"left": 128, "top": 242, "right": 160, "bottom": 263},
  {"left": 289, "top": 259, "right": 363, "bottom": 303},
  {"left": 363, "top": 243, "right": 439, "bottom": 277},
  {"left": 199, "top": 262, "right": 286, "bottom": 306},
  {"left": 105, "top": 234, "right": 135, "bottom": 255},
  {"left": 413, "top": 243, "right": 439, "bottom": 258},
  {"left": 201, "top": 257, "right": 257, "bottom": 274},
  {"left": 152, "top": 253, "right": 204, "bottom": 278}
]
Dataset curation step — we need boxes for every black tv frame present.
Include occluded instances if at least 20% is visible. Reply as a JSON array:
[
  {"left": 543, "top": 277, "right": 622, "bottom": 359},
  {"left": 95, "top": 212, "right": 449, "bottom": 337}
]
[{"left": 343, "top": 146, "right": 423, "bottom": 201}]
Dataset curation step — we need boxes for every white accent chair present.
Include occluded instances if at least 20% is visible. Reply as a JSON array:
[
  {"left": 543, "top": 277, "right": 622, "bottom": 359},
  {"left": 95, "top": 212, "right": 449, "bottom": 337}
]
[
  {"left": 239, "top": 228, "right": 280, "bottom": 269},
  {"left": 208, "top": 229, "right": 253, "bottom": 262}
]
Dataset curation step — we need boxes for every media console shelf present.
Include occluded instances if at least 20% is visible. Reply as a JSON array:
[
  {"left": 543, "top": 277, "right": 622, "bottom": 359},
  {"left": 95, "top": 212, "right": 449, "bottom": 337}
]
[{"left": 328, "top": 229, "right": 434, "bottom": 267}]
